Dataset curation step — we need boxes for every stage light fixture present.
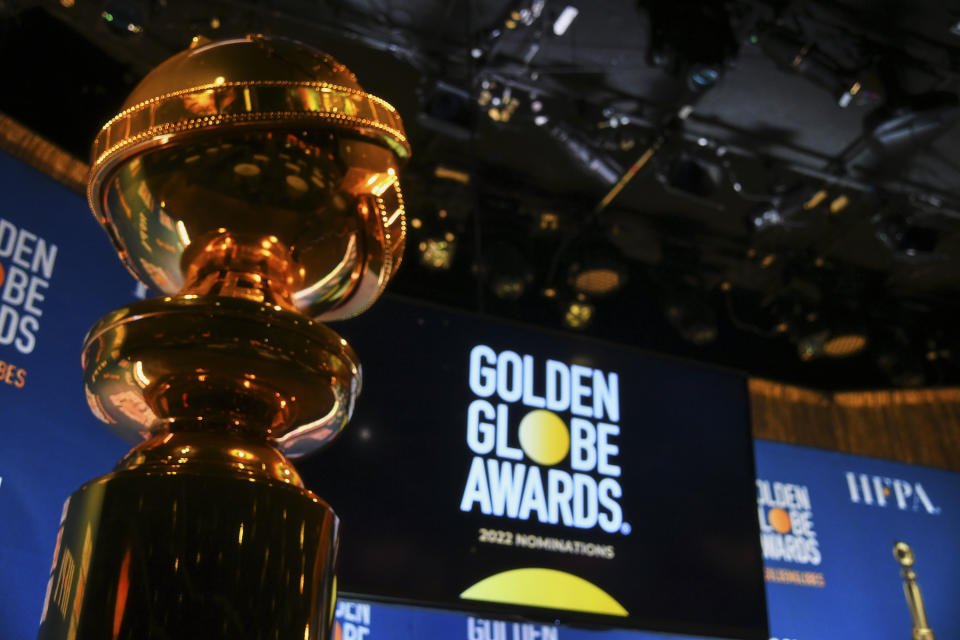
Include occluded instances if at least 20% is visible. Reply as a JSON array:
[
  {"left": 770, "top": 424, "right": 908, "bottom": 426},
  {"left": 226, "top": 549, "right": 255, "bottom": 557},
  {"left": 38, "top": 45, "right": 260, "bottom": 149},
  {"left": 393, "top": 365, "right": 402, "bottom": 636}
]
[
  {"left": 419, "top": 237, "right": 455, "bottom": 270},
  {"left": 572, "top": 267, "right": 622, "bottom": 296},
  {"left": 567, "top": 233, "right": 626, "bottom": 297},
  {"left": 823, "top": 333, "right": 868, "bottom": 357},
  {"left": 797, "top": 326, "right": 868, "bottom": 361},
  {"left": 553, "top": 6, "right": 579, "bottom": 36},
  {"left": 562, "top": 296, "right": 595, "bottom": 330}
]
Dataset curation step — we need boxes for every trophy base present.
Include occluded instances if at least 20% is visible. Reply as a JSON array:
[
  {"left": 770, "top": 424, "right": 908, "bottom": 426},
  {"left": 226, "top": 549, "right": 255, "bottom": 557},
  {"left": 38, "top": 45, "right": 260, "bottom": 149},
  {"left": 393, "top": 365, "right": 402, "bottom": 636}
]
[{"left": 37, "top": 441, "right": 339, "bottom": 640}]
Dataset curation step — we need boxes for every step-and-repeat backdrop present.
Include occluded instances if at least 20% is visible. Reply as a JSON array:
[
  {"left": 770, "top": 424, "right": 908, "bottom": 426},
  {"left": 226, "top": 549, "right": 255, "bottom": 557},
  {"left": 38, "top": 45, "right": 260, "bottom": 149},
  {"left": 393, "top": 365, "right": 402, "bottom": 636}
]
[{"left": 2, "top": 149, "right": 958, "bottom": 640}]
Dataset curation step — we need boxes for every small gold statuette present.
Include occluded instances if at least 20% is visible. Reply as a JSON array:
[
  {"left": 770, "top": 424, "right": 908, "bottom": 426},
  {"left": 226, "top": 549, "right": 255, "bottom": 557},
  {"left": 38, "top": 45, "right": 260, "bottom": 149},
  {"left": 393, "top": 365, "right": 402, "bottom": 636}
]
[
  {"left": 37, "top": 35, "right": 407, "bottom": 639},
  {"left": 894, "top": 541, "right": 936, "bottom": 640}
]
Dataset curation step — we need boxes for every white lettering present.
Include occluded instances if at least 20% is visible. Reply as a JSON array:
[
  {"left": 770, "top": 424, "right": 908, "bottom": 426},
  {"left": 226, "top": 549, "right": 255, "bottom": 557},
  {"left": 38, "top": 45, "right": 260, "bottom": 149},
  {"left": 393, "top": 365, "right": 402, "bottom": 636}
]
[
  {"left": 570, "top": 365, "right": 593, "bottom": 418},
  {"left": 466, "top": 399, "right": 496, "bottom": 455},
  {"left": 469, "top": 345, "right": 497, "bottom": 397},
  {"left": 569, "top": 418, "right": 596, "bottom": 472},
  {"left": 495, "top": 403, "right": 523, "bottom": 460},
  {"left": 522, "top": 355, "right": 546, "bottom": 408},
  {"left": 544, "top": 360, "right": 570, "bottom": 412},
  {"left": 593, "top": 370, "right": 619, "bottom": 422},
  {"left": 596, "top": 422, "right": 621, "bottom": 477},
  {"left": 518, "top": 465, "right": 548, "bottom": 522},
  {"left": 0, "top": 219, "right": 17, "bottom": 257},
  {"left": 460, "top": 456, "right": 493, "bottom": 514},
  {"left": 12, "top": 228, "right": 36, "bottom": 270},
  {"left": 496, "top": 350, "right": 523, "bottom": 403}
]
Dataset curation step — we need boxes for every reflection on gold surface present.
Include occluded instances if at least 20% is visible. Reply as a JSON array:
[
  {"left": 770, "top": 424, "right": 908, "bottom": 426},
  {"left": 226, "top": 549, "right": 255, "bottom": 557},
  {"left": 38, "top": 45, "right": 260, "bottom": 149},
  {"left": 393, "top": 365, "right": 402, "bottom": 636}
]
[{"left": 39, "top": 34, "right": 407, "bottom": 640}]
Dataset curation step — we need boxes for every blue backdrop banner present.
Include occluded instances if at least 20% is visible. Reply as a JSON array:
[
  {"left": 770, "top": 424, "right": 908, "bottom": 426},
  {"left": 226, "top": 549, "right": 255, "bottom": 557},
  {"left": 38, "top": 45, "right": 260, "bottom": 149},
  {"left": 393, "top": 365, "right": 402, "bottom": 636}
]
[
  {"left": 754, "top": 439, "right": 959, "bottom": 640},
  {"left": 0, "top": 150, "right": 134, "bottom": 638}
]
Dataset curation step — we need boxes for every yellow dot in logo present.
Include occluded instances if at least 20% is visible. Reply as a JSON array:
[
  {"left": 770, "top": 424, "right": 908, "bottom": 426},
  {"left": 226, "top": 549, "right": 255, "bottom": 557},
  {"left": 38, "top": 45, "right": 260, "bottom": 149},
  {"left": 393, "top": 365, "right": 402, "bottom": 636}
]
[
  {"left": 518, "top": 409, "right": 570, "bottom": 466},
  {"left": 768, "top": 507, "right": 792, "bottom": 534}
]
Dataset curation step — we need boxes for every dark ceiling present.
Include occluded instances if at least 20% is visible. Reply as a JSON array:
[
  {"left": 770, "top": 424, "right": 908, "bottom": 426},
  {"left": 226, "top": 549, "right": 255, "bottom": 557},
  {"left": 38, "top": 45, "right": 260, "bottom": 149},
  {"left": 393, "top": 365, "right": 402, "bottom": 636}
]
[{"left": 3, "top": 0, "right": 960, "bottom": 390}]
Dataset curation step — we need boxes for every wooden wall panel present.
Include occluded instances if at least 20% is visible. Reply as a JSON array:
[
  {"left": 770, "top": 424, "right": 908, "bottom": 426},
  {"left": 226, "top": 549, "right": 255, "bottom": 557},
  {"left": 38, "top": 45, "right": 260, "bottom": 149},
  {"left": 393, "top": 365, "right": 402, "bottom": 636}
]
[
  {"left": 750, "top": 379, "right": 960, "bottom": 472},
  {"left": 0, "top": 112, "right": 87, "bottom": 194}
]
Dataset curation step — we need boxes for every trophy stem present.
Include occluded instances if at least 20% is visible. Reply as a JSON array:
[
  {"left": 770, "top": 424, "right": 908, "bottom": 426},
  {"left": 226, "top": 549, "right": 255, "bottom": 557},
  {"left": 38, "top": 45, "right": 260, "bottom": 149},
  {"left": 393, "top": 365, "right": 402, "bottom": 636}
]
[
  {"left": 179, "top": 232, "right": 304, "bottom": 311},
  {"left": 37, "top": 431, "right": 339, "bottom": 640}
]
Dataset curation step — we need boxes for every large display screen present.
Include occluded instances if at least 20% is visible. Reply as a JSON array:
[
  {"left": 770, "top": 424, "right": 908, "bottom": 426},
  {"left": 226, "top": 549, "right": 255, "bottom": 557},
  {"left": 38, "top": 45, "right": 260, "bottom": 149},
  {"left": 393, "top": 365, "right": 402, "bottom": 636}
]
[
  {"left": 332, "top": 596, "right": 718, "bottom": 640},
  {"left": 302, "top": 299, "right": 768, "bottom": 639}
]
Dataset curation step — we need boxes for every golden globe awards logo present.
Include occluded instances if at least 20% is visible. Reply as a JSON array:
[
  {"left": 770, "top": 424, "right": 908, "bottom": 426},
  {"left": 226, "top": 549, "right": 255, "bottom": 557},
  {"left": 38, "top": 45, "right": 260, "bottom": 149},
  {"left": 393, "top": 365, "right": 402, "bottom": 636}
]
[
  {"left": 460, "top": 345, "right": 628, "bottom": 535},
  {"left": 334, "top": 600, "right": 371, "bottom": 640},
  {"left": 757, "top": 479, "right": 821, "bottom": 566},
  {"left": 0, "top": 217, "right": 57, "bottom": 355}
]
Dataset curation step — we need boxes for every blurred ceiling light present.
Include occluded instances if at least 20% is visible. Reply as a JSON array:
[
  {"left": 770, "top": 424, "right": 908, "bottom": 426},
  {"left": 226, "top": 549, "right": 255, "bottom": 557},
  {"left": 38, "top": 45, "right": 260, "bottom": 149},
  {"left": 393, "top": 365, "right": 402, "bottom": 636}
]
[
  {"left": 563, "top": 299, "right": 595, "bottom": 330},
  {"left": 829, "top": 194, "right": 849, "bottom": 214},
  {"left": 553, "top": 6, "right": 579, "bottom": 36},
  {"left": 418, "top": 238, "right": 454, "bottom": 270},
  {"left": 823, "top": 333, "right": 867, "bottom": 357},
  {"left": 434, "top": 165, "right": 471, "bottom": 184},
  {"left": 803, "top": 189, "right": 828, "bottom": 210},
  {"left": 539, "top": 212, "right": 560, "bottom": 231},
  {"left": 572, "top": 268, "right": 622, "bottom": 296},
  {"left": 798, "top": 328, "right": 867, "bottom": 361}
]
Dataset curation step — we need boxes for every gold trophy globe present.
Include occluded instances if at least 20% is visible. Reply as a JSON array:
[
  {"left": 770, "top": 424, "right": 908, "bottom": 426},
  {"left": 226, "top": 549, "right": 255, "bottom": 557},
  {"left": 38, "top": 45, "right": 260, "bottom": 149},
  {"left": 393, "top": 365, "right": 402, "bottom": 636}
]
[{"left": 38, "top": 35, "right": 408, "bottom": 639}]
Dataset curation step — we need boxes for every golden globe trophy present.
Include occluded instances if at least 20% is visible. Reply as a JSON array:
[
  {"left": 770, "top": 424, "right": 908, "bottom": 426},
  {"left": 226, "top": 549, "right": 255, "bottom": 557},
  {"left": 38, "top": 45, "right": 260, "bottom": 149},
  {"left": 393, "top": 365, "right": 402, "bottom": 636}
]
[
  {"left": 37, "top": 35, "right": 408, "bottom": 639},
  {"left": 894, "top": 541, "right": 936, "bottom": 640}
]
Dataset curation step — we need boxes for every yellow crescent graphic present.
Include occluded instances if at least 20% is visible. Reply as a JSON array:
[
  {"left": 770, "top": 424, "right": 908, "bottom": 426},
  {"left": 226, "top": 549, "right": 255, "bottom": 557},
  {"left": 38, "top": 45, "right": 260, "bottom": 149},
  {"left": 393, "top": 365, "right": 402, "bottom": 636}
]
[{"left": 460, "top": 568, "right": 628, "bottom": 617}]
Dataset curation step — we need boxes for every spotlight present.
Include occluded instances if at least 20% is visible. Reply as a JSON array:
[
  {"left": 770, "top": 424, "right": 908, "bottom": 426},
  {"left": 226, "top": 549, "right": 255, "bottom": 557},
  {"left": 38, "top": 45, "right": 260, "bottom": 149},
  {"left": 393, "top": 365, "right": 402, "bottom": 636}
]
[
  {"left": 566, "top": 231, "right": 627, "bottom": 297},
  {"left": 562, "top": 296, "right": 595, "bottom": 330},
  {"left": 418, "top": 237, "right": 455, "bottom": 270},
  {"left": 569, "top": 248, "right": 625, "bottom": 296},
  {"left": 434, "top": 165, "right": 471, "bottom": 184},
  {"left": 537, "top": 211, "right": 560, "bottom": 232},
  {"left": 822, "top": 333, "right": 868, "bottom": 358},
  {"left": 572, "top": 268, "right": 622, "bottom": 296},
  {"left": 477, "top": 80, "right": 520, "bottom": 123},
  {"left": 796, "top": 328, "right": 867, "bottom": 360},
  {"left": 552, "top": 6, "right": 579, "bottom": 37}
]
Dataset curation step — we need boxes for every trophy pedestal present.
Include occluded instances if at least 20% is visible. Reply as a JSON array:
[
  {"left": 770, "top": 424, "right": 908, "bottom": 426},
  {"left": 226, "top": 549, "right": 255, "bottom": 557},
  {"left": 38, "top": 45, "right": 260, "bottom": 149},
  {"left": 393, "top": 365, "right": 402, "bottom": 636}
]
[{"left": 37, "top": 434, "right": 339, "bottom": 639}]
